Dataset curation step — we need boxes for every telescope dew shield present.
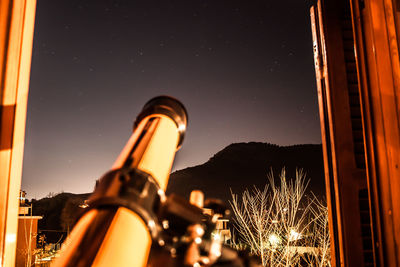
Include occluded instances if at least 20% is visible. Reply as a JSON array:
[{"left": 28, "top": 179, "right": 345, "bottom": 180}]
[{"left": 52, "top": 96, "right": 188, "bottom": 267}]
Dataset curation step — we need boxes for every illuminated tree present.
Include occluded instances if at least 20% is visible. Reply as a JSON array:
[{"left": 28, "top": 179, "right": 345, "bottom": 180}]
[
  {"left": 301, "top": 198, "right": 331, "bottom": 267},
  {"left": 230, "top": 169, "right": 330, "bottom": 266}
]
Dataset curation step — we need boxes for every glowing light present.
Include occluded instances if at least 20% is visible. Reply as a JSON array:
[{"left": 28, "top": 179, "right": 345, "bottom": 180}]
[
  {"left": 148, "top": 220, "right": 156, "bottom": 229},
  {"left": 194, "top": 237, "right": 202, "bottom": 244},
  {"left": 209, "top": 232, "right": 222, "bottom": 259},
  {"left": 289, "top": 229, "right": 301, "bottom": 241},
  {"left": 210, "top": 241, "right": 222, "bottom": 257},
  {"left": 158, "top": 189, "right": 167, "bottom": 202},
  {"left": 212, "top": 232, "right": 221, "bottom": 241},
  {"left": 162, "top": 220, "right": 169, "bottom": 229},
  {"left": 178, "top": 124, "right": 186, "bottom": 132},
  {"left": 5, "top": 233, "right": 16, "bottom": 244},
  {"left": 268, "top": 233, "right": 281, "bottom": 247},
  {"left": 202, "top": 258, "right": 210, "bottom": 264},
  {"left": 211, "top": 246, "right": 221, "bottom": 257},
  {"left": 195, "top": 226, "right": 204, "bottom": 236}
]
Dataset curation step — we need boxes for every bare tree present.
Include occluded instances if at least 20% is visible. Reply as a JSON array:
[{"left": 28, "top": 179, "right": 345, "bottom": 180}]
[
  {"left": 230, "top": 169, "right": 330, "bottom": 266},
  {"left": 301, "top": 196, "right": 331, "bottom": 267}
]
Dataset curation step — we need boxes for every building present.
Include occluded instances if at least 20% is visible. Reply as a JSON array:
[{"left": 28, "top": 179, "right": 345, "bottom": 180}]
[
  {"left": 190, "top": 191, "right": 232, "bottom": 243},
  {"left": 15, "top": 191, "right": 42, "bottom": 267}
]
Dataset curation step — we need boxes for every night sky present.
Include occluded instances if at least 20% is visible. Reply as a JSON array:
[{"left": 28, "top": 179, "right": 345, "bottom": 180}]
[{"left": 22, "top": 0, "right": 320, "bottom": 199}]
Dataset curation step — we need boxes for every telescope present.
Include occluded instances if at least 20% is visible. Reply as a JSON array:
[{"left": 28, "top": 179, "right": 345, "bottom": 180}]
[
  {"left": 52, "top": 96, "right": 187, "bottom": 266},
  {"left": 52, "top": 96, "right": 261, "bottom": 267}
]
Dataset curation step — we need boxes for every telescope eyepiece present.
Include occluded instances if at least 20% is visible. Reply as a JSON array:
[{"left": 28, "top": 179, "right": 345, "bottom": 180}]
[{"left": 134, "top": 96, "right": 188, "bottom": 149}]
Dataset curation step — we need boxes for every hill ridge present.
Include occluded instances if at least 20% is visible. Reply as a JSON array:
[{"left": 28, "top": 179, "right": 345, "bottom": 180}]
[
  {"left": 32, "top": 142, "right": 324, "bottom": 242},
  {"left": 167, "top": 142, "right": 324, "bottom": 202}
]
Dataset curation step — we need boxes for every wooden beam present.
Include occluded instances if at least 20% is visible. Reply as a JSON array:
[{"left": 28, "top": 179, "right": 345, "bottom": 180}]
[
  {"left": 0, "top": 0, "right": 36, "bottom": 266},
  {"left": 354, "top": 0, "right": 400, "bottom": 264},
  {"left": 311, "top": 0, "right": 373, "bottom": 265}
]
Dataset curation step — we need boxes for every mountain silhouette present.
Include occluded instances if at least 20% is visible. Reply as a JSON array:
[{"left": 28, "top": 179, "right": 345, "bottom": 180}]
[
  {"left": 31, "top": 193, "right": 90, "bottom": 243},
  {"left": 32, "top": 142, "right": 325, "bottom": 242},
  {"left": 167, "top": 142, "right": 325, "bottom": 203}
]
